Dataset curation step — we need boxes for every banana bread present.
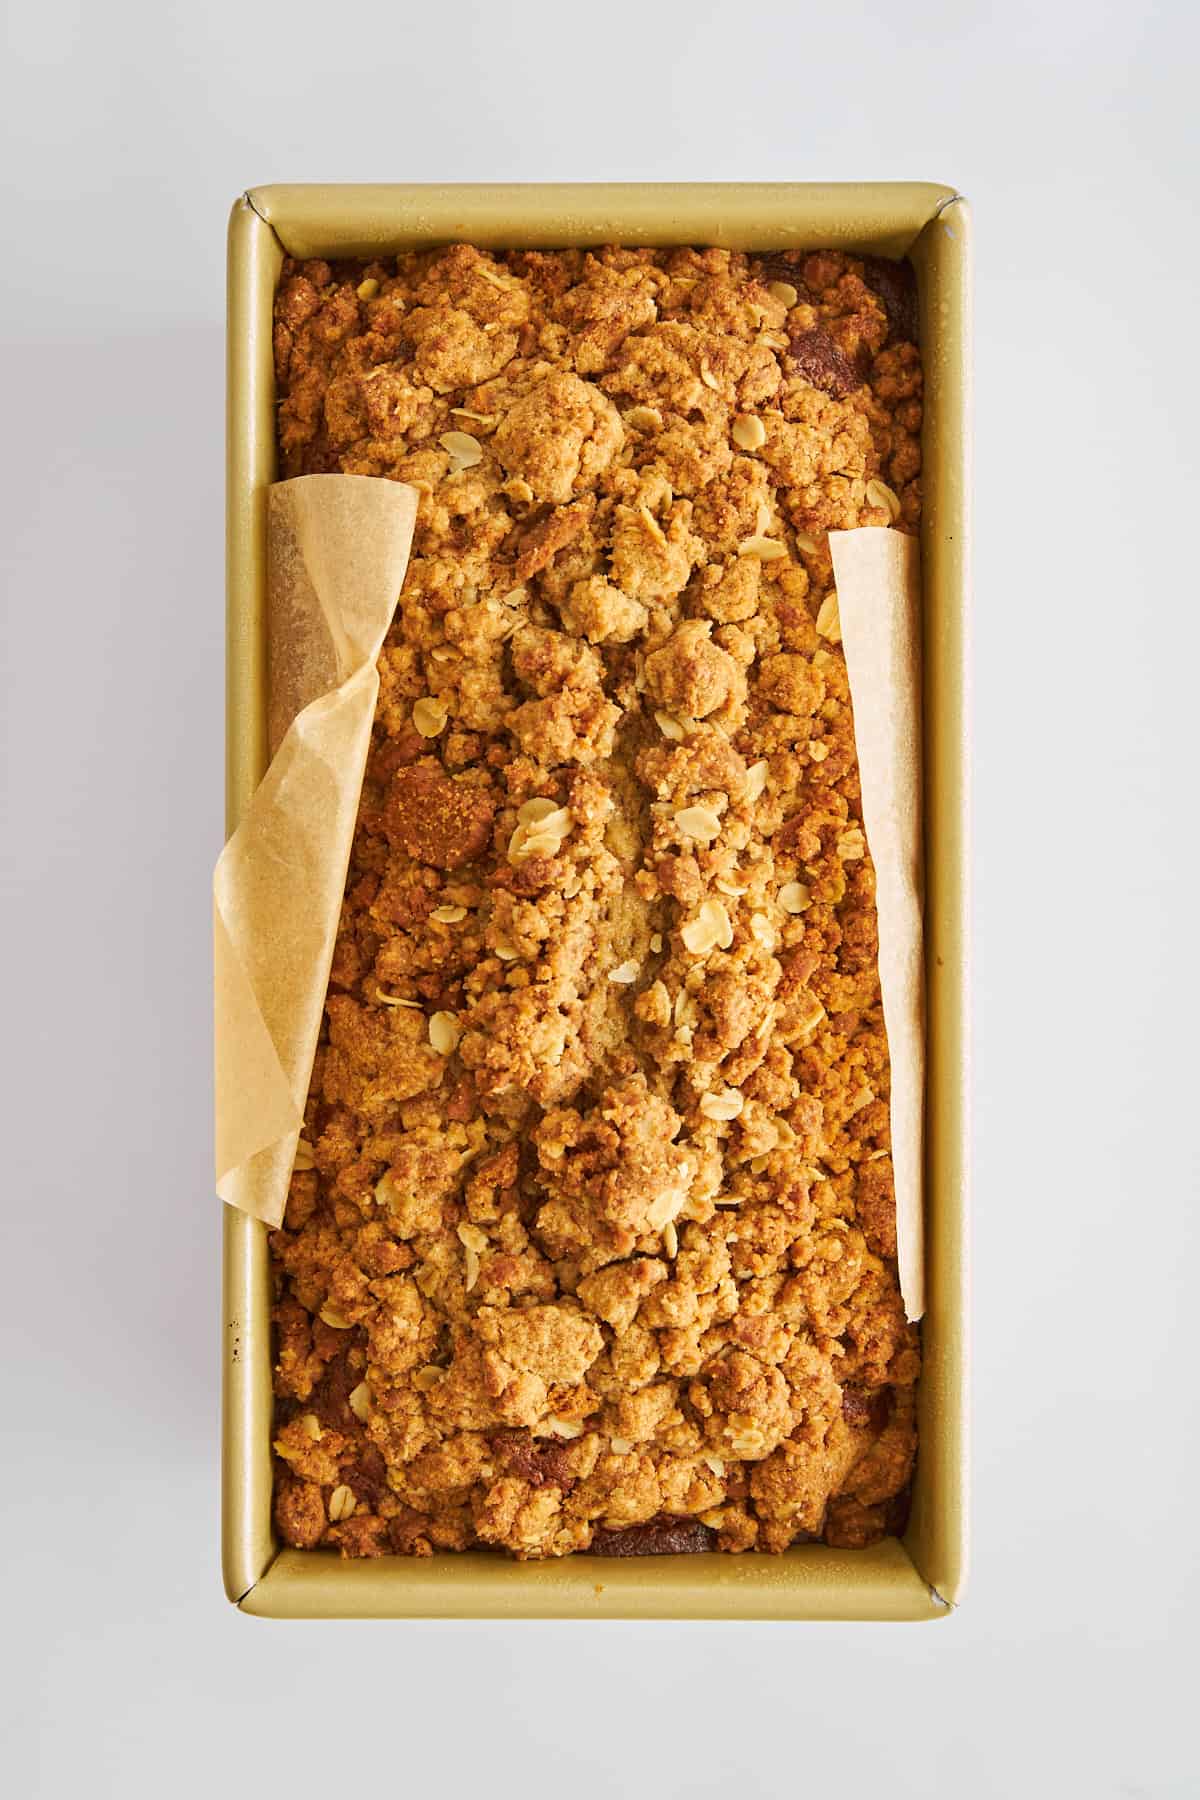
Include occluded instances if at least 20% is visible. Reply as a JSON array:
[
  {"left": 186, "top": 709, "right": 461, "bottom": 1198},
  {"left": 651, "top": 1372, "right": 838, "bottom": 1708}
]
[{"left": 268, "top": 242, "right": 922, "bottom": 1559}]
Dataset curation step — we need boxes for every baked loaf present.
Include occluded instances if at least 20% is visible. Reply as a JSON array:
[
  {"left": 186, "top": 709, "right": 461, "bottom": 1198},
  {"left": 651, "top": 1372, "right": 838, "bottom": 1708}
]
[{"left": 269, "top": 243, "right": 922, "bottom": 1559}]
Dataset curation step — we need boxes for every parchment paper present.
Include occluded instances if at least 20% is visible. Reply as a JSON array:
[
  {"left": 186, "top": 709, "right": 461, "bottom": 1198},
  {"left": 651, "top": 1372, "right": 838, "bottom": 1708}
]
[
  {"left": 214, "top": 475, "right": 418, "bottom": 1227},
  {"left": 829, "top": 527, "right": 924, "bottom": 1320},
  {"left": 214, "top": 483, "right": 923, "bottom": 1312}
]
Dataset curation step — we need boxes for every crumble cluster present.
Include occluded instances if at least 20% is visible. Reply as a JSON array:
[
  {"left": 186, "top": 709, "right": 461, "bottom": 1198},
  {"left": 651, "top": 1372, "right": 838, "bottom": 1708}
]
[{"left": 269, "top": 242, "right": 922, "bottom": 1560}]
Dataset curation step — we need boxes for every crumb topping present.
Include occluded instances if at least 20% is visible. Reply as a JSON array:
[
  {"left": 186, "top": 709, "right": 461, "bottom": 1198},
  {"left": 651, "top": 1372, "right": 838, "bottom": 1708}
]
[{"left": 270, "top": 243, "right": 922, "bottom": 1560}]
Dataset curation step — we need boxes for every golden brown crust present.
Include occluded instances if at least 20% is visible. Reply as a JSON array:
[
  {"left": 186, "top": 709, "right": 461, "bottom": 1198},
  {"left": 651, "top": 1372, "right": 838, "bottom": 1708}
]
[{"left": 270, "top": 244, "right": 921, "bottom": 1559}]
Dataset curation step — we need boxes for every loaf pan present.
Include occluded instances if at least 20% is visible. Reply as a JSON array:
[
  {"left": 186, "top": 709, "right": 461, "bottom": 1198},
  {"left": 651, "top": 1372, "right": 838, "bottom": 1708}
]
[{"left": 224, "top": 182, "right": 970, "bottom": 1620}]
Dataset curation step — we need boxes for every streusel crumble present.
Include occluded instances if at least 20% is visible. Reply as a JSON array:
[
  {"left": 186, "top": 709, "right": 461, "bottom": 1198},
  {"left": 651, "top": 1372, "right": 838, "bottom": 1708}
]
[{"left": 269, "top": 243, "right": 922, "bottom": 1559}]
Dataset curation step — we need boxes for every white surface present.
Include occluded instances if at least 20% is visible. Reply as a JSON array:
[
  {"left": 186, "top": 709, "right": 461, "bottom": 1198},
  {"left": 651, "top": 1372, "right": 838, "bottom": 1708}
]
[{"left": 3, "top": 2, "right": 1198, "bottom": 1795}]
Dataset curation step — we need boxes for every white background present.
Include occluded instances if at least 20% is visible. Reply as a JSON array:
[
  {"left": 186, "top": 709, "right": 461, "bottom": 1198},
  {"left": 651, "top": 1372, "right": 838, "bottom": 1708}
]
[{"left": 4, "top": 1, "right": 1198, "bottom": 1795}]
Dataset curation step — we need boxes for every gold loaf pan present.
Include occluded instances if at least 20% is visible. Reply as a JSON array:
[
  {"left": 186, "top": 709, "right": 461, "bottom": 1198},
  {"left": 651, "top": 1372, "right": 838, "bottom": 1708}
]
[{"left": 225, "top": 183, "right": 970, "bottom": 1621}]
